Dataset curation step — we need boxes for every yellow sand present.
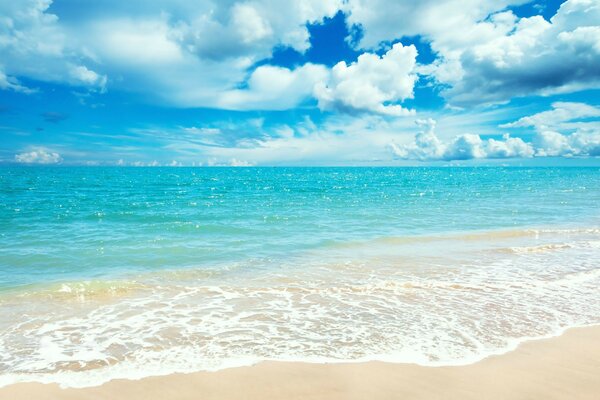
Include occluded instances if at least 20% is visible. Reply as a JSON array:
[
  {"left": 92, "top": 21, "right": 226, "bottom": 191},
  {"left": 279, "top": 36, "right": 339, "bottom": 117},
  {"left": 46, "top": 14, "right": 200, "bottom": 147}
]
[{"left": 1, "top": 325, "right": 599, "bottom": 400}]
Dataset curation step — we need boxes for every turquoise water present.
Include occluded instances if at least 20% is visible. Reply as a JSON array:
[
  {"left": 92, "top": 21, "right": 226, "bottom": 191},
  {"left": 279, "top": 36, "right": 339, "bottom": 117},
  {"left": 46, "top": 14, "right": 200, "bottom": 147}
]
[
  {"left": 0, "top": 167, "right": 599, "bottom": 387},
  {"left": 2, "top": 167, "right": 598, "bottom": 288}
]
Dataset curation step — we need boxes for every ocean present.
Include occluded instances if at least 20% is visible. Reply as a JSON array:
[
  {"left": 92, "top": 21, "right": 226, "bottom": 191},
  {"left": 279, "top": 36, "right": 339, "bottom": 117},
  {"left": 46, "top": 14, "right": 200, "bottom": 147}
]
[{"left": 1, "top": 166, "right": 599, "bottom": 387}]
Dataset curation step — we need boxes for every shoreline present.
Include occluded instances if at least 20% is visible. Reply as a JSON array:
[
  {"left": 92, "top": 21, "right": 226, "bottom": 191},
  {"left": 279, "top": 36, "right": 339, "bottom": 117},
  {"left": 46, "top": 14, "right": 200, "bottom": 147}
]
[{"left": 2, "top": 325, "right": 599, "bottom": 399}]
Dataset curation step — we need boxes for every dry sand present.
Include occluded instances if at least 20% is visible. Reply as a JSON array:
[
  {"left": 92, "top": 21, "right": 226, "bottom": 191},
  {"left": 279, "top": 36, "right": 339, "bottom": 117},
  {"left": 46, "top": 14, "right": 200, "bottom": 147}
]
[{"left": 1, "top": 325, "right": 599, "bottom": 400}]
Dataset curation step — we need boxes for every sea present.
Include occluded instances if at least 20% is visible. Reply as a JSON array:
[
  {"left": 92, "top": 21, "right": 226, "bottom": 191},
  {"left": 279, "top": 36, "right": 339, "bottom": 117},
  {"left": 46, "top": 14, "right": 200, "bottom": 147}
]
[{"left": 0, "top": 166, "right": 599, "bottom": 387}]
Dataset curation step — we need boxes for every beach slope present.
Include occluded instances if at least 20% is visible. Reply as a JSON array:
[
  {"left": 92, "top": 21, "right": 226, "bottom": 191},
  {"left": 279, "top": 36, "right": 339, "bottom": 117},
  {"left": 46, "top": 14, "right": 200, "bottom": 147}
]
[{"left": 1, "top": 325, "right": 599, "bottom": 400}]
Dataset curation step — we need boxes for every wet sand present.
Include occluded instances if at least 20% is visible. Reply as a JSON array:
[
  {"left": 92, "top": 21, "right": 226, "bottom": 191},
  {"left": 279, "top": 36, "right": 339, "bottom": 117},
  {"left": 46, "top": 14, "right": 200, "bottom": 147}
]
[{"left": 1, "top": 325, "right": 599, "bottom": 400}]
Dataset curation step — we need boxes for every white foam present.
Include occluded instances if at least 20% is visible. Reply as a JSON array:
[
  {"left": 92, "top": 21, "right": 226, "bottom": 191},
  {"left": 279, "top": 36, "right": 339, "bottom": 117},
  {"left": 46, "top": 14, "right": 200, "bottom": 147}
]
[{"left": 1, "top": 227, "right": 599, "bottom": 388}]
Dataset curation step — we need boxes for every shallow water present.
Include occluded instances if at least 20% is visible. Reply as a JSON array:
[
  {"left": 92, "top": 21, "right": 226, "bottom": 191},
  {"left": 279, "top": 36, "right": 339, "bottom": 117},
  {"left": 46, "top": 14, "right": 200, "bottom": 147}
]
[{"left": 1, "top": 167, "right": 599, "bottom": 387}]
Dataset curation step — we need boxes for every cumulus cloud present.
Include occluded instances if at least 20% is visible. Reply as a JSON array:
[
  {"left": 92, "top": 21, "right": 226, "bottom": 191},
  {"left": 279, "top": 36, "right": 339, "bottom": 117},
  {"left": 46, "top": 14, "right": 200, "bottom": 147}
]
[
  {"left": 533, "top": 131, "right": 600, "bottom": 157},
  {"left": 533, "top": 131, "right": 571, "bottom": 156},
  {"left": 344, "top": 0, "right": 525, "bottom": 50},
  {"left": 344, "top": 0, "right": 527, "bottom": 94},
  {"left": 14, "top": 148, "right": 62, "bottom": 164},
  {"left": 173, "top": 0, "right": 342, "bottom": 61},
  {"left": 0, "top": 0, "right": 345, "bottom": 109},
  {"left": 1, "top": 0, "right": 598, "bottom": 133},
  {"left": 314, "top": 43, "right": 417, "bottom": 116},
  {"left": 344, "top": 0, "right": 600, "bottom": 106},
  {"left": 393, "top": 102, "right": 600, "bottom": 162},
  {"left": 439, "top": 0, "right": 600, "bottom": 105},
  {"left": 83, "top": 1, "right": 345, "bottom": 109},
  {"left": 389, "top": 119, "right": 534, "bottom": 161},
  {"left": 389, "top": 119, "right": 444, "bottom": 160},
  {"left": 217, "top": 63, "right": 329, "bottom": 110},
  {"left": 486, "top": 135, "right": 535, "bottom": 159},
  {"left": 0, "top": 0, "right": 106, "bottom": 91},
  {"left": 502, "top": 102, "right": 600, "bottom": 157},
  {"left": 4, "top": 0, "right": 596, "bottom": 114}
]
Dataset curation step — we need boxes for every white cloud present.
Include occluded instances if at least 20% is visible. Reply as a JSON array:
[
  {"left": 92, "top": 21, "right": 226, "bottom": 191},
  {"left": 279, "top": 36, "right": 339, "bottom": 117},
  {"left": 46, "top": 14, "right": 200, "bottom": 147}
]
[
  {"left": 182, "top": 127, "right": 221, "bottom": 135},
  {"left": 15, "top": 148, "right": 62, "bottom": 164},
  {"left": 486, "top": 135, "right": 536, "bottom": 159},
  {"left": 203, "top": 158, "right": 255, "bottom": 167},
  {"left": 502, "top": 102, "right": 600, "bottom": 157},
  {"left": 275, "top": 125, "right": 295, "bottom": 138},
  {"left": 533, "top": 131, "right": 572, "bottom": 156},
  {"left": 0, "top": 70, "right": 36, "bottom": 94},
  {"left": 533, "top": 130, "right": 600, "bottom": 157},
  {"left": 314, "top": 43, "right": 417, "bottom": 116},
  {"left": 43, "top": 102, "right": 596, "bottom": 166},
  {"left": 388, "top": 119, "right": 444, "bottom": 160},
  {"left": 164, "top": 113, "right": 417, "bottom": 165},
  {"left": 443, "top": 134, "right": 488, "bottom": 160},
  {"left": 568, "top": 131, "right": 600, "bottom": 157},
  {"left": 1, "top": 0, "right": 597, "bottom": 114},
  {"left": 173, "top": 0, "right": 342, "bottom": 60},
  {"left": 69, "top": 65, "right": 107, "bottom": 89},
  {"left": 217, "top": 63, "right": 329, "bottom": 110},
  {"left": 392, "top": 102, "right": 600, "bottom": 161},
  {"left": 232, "top": 3, "right": 273, "bottom": 44},
  {"left": 390, "top": 119, "right": 534, "bottom": 161},
  {"left": 500, "top": 102, "right": 600, "bottom": 131},
  {"left": 344, "top": 0, "right": 600, "bottom": 106},
  {"left": 83, "top": 1, "right": 343, "bottom": 109},
  {"left": 92, "top": 18, "right": 185, "bottom": 65},
  {"left": 0, "top": 0, "right": 346, "bottom": 109},
  {"left": 4, "top": 0, "right": 597, "bottom": 114},
  {"left": 199, "top": 131, "right": 388, "bottom": 165},
  {"left": 344, "top": 0, "right": 524, "bottom": 51},
  {"left": 227, "top": 158, "right": 255, "bottom": 167},
  {"left": 439, "top": 0, "right": 600, "bottom": 105},
  {"left": 0, "top": 0, "right": 106, "bottom": 91}
]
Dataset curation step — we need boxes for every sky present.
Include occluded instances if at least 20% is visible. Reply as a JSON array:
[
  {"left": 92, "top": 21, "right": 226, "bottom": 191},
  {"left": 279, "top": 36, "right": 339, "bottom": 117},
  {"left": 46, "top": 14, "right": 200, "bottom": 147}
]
[{"left": 0, "top": 0, "right": 599, "bottom": 166}]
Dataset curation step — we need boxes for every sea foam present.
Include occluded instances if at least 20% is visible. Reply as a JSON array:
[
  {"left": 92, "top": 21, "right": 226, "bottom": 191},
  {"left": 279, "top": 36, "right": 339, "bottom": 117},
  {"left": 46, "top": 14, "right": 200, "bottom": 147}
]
[{"left": 1, "top": 227, "right": 599, "bottom": 388}]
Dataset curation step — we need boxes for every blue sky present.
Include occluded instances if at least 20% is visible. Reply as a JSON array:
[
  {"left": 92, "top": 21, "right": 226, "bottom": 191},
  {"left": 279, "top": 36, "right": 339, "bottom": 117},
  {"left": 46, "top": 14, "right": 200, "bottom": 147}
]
[{"left": 0, "top": 0, "right": 598, "bottom": 166}]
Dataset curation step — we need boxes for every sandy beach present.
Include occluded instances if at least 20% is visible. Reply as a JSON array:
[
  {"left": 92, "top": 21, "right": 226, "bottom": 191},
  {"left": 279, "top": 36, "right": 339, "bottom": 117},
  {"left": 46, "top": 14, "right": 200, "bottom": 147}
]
[{"left": 1, "top": 325, "right": 598, "bottom": 400}]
